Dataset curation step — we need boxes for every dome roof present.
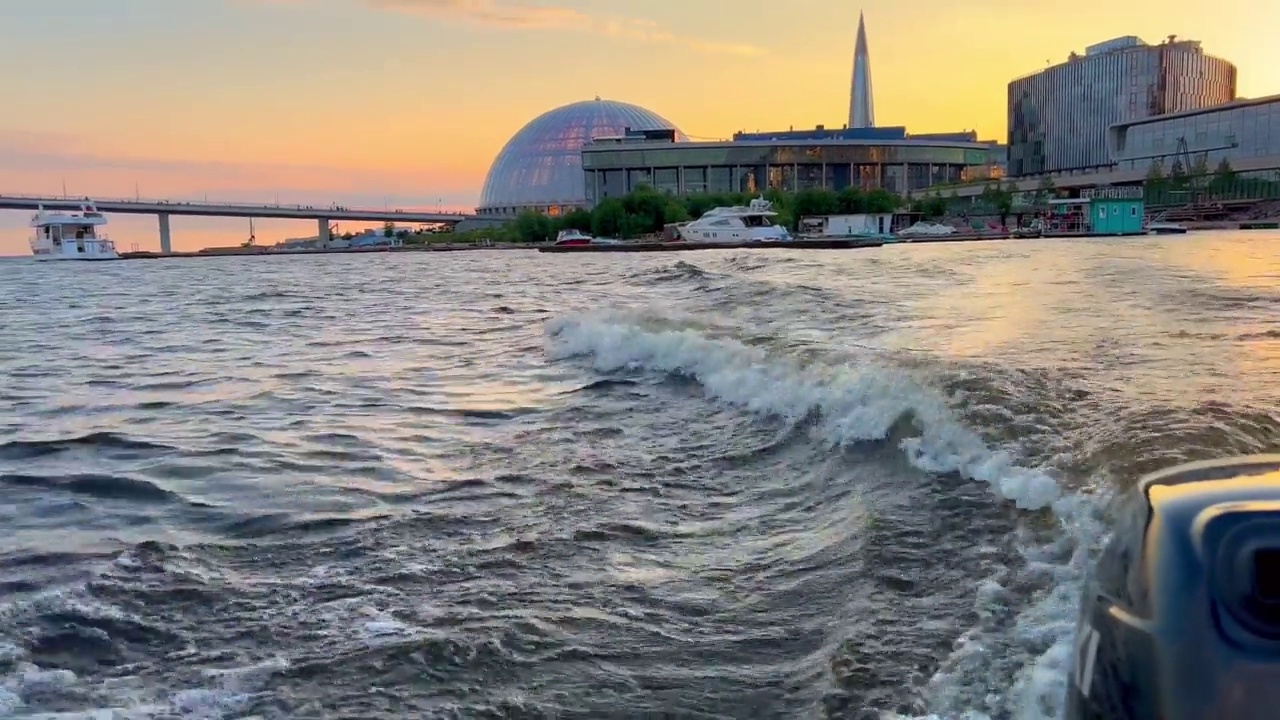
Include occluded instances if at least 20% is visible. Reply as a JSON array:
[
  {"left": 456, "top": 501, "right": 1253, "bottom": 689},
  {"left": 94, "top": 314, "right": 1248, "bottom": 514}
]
[{"left": 478, "top": 99, "right": 686, "bottom": 212}]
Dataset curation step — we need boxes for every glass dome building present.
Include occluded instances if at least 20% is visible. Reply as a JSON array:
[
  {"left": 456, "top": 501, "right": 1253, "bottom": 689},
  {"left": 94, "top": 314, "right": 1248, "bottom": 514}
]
[{"left": 477, "top": 98, "right": 686, "bottom": 217}]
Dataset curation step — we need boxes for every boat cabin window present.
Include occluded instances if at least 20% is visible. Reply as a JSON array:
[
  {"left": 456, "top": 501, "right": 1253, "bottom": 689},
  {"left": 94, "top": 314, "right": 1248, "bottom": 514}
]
[
  {"left": 710, "top": 219, "right": 733, "bottom": 227},
  {"left": 743, "top": 215, "right": 775, "bottom": 227}
]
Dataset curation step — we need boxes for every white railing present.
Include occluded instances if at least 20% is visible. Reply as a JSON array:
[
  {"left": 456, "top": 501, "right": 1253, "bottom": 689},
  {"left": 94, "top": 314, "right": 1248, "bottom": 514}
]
[{"left": 0, "top": 193, "right": 471, "bottom": 215}]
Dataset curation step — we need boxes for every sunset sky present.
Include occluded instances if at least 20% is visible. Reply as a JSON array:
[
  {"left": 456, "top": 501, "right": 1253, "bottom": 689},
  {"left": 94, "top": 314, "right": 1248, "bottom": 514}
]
[{"left": 0, "top": 0, "right": 1273, "bottom": 253}]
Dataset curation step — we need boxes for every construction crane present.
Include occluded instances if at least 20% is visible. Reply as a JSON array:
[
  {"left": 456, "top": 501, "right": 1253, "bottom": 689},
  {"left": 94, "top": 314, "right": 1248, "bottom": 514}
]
[{"left": 1170, "top": 136, "right": 1212, "bottom": 203}]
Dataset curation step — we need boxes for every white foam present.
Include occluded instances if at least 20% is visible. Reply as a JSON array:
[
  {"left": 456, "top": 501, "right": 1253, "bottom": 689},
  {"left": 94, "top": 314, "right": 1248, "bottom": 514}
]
[
  {"left": 546, "top": 311, "right": 1061, "bottom": 510},
  {"left": 0, "top": 581, "right": 290, "bottom": 719},
  {"left": 545, "top": 310, "right": 1112, "bottom": 719}
]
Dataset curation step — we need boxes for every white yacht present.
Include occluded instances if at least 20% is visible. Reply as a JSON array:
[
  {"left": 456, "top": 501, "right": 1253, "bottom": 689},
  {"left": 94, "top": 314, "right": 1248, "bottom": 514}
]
[
  {"left": 897, "top": 220, "right": 958, "bottom": 238},
  {"left": 29, "top": 203, "right": 119, "bottom": 261},
  {"left": 553, "top": 228, "right": 594, "bottom": 245},
  {"left": 676, "top": 197, "right": 791, "bottom": 243}
]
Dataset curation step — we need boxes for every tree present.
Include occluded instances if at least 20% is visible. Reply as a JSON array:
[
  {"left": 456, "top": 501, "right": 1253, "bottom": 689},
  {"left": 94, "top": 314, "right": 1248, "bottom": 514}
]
[
  {"left": 1209, "top": 158, "right": 1237, "bottom": 196},
  {"left": 560, "top": 208, "right": 593, "bottom": 231},
  {"left": 1190, "top": 153, "right": 1210, "bottom": 180},
  {"left": 1145, "top": 160, "right": 1166, "bottom": 185},
  {"left": 1031, "top": 175, "right": 1056, "bottom": 206},
  {"left": 865, "top": 188, "right": 899, "bottom": 213},
  {"left": 383, "top": 221, "right": 395, "bottom": 238},
  {"left": 662, "top": 198, "right": 690, "bottom": 224},
  {"left": 1144, "top": 159, "right": 1170, "bottom": 202},
  {"left": 980, "top": 182, "right": 1012, "bottom": 212},
  {"left": 510, "top": 184, "right": 933, "bottom": 244},
  {"left": 998, "top": 181, "right": 1017, "bottom": 226},
  {"left": 978, "top": 182, "right": 1014, "bottom": 226},
  {"left": 791, "top": 188, "right": 841, "bottom": 228},
  {"left": 513, "top": 210, "right": 555, "bottom": 243},
  {"left": 590, "top": 197, "right": 628, "bottom": 238},
  {"left": 835, "top": 187, "right": 867, "bottom": 214},
  {"left": 684, "top": 193, "right": 736, "bottom": 219},
  {"left": 621, "top": 185, "right": 669, "bottom": 235},
  {"left": 922, "top": 193, "right": 948, "bottom": 219},
  {"left": 910, "top": 192, "right": 948, "bottom": 219}
]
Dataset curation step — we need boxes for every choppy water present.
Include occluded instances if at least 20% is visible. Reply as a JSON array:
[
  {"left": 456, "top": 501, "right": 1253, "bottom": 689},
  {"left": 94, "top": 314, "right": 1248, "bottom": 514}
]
[{"left": 1, "top": 232, "right": 1279, "bottom": 719}]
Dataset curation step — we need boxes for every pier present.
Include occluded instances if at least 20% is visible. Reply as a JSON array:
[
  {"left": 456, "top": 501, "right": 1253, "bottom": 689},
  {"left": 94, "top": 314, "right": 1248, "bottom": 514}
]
[{"left": 0, "top": 194, "right": 476, "bottom": 253}]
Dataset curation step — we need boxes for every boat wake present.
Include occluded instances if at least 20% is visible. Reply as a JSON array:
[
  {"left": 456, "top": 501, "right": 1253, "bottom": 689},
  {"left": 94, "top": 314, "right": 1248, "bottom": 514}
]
[
  {"left": 545, "top": 308, "right": 1110, "bottom": 719},
  {"left": 4, "top": 240, "right": 1277, "bottom": 719}
]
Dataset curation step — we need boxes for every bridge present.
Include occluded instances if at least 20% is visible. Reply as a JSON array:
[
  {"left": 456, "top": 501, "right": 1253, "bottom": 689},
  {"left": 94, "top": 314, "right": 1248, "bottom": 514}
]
[{"left": 0, "top": 194, "right": 477, "bottom": 253}]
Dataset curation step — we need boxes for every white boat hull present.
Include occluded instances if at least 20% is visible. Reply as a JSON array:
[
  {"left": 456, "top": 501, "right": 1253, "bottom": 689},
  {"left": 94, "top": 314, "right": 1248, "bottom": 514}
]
[
  {"left": 676, "top": 229, "right": 791, "bottom": 243},
  {"left": 33, "top": 252, "right": 121, "bottom": 261},
  {"left": 30, "top": 239, "right": 119, "bottom": 261}
]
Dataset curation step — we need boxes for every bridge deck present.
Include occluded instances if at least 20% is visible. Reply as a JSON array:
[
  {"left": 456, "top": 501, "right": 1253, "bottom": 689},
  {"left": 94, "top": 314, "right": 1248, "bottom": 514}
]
[{"left": 0, "top": 194, "right": 474, "bottom": 223}]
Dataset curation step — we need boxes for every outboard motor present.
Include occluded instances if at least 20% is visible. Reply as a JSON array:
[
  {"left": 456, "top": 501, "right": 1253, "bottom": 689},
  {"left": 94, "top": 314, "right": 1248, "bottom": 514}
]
[{"left": 1066, "top": 455, "right": 1280, "bottom": 719}]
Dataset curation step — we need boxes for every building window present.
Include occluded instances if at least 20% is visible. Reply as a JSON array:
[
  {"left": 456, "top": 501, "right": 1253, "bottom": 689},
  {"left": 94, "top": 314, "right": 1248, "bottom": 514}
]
[
  {"left": 767, "top": 165, "right": 786, "bottom": 191},
  {"left": 683, "top": 167, "right": 708, "bottom": 194},
  {"left": 1130, "top": 205, "right": 1138, "bottom": 217},
  {"left": 797, "top": 164, "right": 823, "bottom": 190},
  {"left": 628, "top": 168, "right": 653, "bottom": 190},
  {"left": 654, "top": 168, "right": 679, "bottom": 194},
  {"left": 707, "top": 167, "right": 733, "bottom": 193}
]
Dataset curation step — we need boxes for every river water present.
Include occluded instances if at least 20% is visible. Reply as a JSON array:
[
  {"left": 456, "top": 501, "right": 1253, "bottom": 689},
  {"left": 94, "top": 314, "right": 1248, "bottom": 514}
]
[{"left": 1, "top": 232, "right": 1278, "bottom": 719}]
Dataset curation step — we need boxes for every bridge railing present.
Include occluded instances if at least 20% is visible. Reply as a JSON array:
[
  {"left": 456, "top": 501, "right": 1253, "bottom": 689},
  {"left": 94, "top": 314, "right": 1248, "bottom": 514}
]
[{"left": 0, "top": 193, "right": 471, "bottom": 215}]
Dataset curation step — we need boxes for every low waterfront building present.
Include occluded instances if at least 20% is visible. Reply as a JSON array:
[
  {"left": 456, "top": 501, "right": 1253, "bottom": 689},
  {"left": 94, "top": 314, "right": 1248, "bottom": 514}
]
[
  {"left": 1108, "top": 95, "right": 1280, "bottom": 177},
  {"left": 580, "top": 126, "right": 1004, "bottom": 206}
]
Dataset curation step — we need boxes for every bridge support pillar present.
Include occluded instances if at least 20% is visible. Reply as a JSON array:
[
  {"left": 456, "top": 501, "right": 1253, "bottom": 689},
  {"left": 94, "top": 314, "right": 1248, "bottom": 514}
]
[
  {"left": 158, "top": 213, "right": 172, "bottom": 254},
  {"left": 318, "top": 218, "right": 330, "bottom": 247}
]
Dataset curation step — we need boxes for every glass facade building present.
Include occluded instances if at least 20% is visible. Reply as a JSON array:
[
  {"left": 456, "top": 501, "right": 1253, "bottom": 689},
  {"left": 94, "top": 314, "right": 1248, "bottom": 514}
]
[
  {"left": 1109, "top": 96, "right": 1280, "bottom": 171},
  {"left": 581, "top": 134, "right": 1003, "bottom": 205},
  {"left": 1007, "top": 36, "right": 1236, "bottom": 176},
  {"left": 478, "top": 99, "right": 686, "bottom": 217}
]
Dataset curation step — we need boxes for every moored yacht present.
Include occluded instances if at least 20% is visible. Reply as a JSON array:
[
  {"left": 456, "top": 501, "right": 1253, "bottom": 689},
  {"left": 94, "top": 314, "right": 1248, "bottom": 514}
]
[
  {"left": 29, "top": 203, "right": 119, "bottom": 261},
  {"left": 553, "top": 228, "right": 594, "bottom": 245},
  {"left": 676, "top": 197, "right": 791, "bottom": 243}
]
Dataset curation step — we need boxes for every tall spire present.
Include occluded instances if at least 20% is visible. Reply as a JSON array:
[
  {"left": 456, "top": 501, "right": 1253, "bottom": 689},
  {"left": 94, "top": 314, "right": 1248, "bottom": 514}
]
[{"left": 848, "top": 10, "right": 874, "bottom": 128}]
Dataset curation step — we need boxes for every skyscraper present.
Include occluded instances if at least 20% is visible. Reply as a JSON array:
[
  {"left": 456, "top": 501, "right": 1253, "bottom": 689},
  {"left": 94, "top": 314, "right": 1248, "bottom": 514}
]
[{"left": 847, "top": 11, "right": 874, "bottom": 128}]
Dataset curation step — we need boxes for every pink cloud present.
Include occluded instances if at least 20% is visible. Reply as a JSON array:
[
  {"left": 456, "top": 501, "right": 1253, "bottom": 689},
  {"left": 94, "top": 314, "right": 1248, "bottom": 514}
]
[
  {"left": 354, "top": 0, "right": 764, "bottom": 55},
  {"left": 0, "top": 133, "right": 479, "bottom": 208}
]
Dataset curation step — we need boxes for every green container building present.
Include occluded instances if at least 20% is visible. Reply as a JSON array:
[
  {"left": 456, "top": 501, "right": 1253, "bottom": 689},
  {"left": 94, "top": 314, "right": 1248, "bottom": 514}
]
[{"left": 1081, "top": 187, "right": 1145, "bottom": 235}]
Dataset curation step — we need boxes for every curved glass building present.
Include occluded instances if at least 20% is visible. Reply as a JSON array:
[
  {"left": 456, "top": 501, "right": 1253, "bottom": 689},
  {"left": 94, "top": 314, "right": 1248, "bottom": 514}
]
[
  {"left": 1007, "top": 36, "right": 1236, "bottom": 176},
  {"left": 478, "top": 99, "right": 686, "bottom": 216}
]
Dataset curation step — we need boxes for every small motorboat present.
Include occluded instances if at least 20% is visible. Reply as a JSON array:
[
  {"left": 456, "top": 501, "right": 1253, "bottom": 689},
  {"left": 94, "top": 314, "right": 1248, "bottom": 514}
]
[{"left": 1147, "top": 221, "right": 1188, "bottom": 235}]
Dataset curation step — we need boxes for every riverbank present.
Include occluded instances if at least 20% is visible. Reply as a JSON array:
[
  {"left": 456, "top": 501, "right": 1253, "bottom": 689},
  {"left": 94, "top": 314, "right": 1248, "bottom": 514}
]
[
  {"left": 120, "top": 242, "right": 527, "bottom": 259},
  {"left": 114, "top": 222, "right": 1270, "bottom": 260}
]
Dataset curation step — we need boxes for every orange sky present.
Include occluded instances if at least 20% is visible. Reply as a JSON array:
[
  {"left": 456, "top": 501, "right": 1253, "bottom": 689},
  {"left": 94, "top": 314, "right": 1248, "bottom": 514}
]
[{"left": 0, "top": 0, "right": 1274, "bottom": 253}]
